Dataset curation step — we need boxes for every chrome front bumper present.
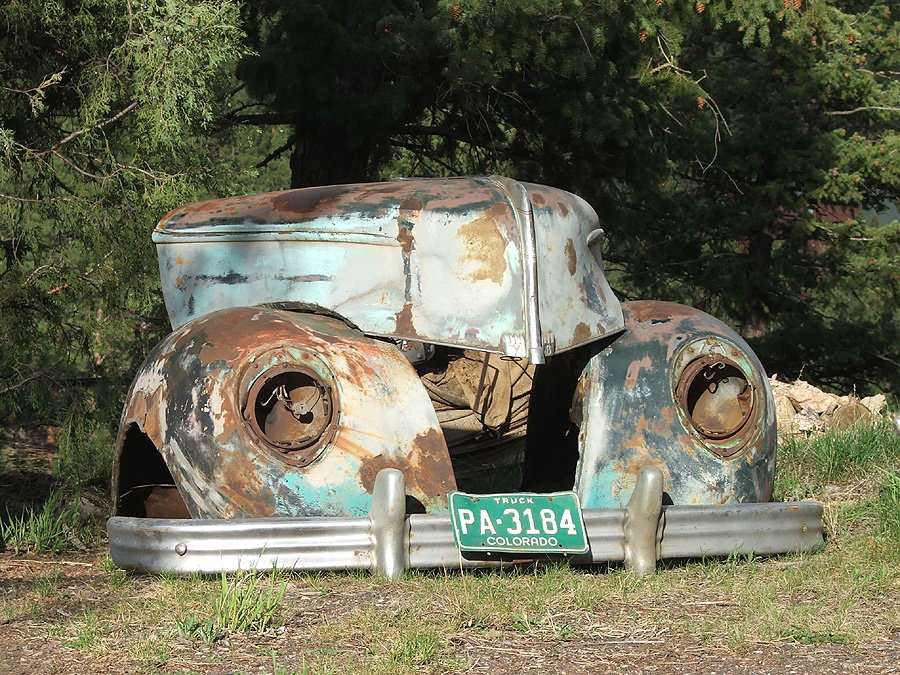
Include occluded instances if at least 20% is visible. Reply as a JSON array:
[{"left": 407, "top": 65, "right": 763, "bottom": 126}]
[{"left": 107, "top": 467, "right": 824, "bottom": 579}]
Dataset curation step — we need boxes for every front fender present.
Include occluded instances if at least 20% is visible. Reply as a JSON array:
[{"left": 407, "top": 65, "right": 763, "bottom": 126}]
[
  {"left": 573, "top": 301, "right": 776, "bottom": 508},
  {"left": 113, "top": 307, "right": 457, "bottom": 519}
]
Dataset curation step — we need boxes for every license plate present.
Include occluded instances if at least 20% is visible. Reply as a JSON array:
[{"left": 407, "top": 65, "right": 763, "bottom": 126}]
[{"left": 449, "top": 491, "right": 589, "bottom": 554}]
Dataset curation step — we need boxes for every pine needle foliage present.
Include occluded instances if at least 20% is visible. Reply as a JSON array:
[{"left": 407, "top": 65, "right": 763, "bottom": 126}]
[{"left": 0, "top": 1, "right": 248, "bottom": 426}]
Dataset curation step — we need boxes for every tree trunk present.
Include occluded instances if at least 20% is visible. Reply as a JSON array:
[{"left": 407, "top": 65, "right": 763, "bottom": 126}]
[
  {"left": 740, "top": 231, "right": 774, "bottom": 339},
  {"left": 289, "top": 123, "right": 376, "bottom": 188}
]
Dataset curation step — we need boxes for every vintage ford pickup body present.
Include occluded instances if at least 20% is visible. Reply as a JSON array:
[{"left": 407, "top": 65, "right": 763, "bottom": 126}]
[{"left": 107, "top": 176, "right": 823, "bottom": 577}]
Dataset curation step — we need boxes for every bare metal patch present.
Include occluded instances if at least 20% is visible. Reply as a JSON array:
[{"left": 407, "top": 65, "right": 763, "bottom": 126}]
[{"left": 457, "top": 203, "right": 509, "bottom": 284}]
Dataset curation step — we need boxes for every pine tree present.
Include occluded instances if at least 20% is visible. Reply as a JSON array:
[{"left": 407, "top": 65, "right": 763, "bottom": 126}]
[
  {"left": 0, "top": 0, "right": 247, "bottom": 422},
  {"left": 232, "top": 0, "right": 898, "bottom": 393}
]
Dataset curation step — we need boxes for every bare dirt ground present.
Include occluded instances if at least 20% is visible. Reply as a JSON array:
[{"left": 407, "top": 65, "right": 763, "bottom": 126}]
[
  {"left": 1, "top": 427, "right": 899, "bottom": 674},
  {"left": 0, "top": 552, "right": 898, "bottom": 675}
]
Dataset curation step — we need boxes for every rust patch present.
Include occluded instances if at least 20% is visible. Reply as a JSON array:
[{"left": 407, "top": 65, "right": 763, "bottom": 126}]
[
  {"left": 175, "top": 277, "right": 186, "bottom": 288},
  {"left": 358, "top": 453, "right": 401, "bottom": 494},
  {"left": 128, "top": 396, "right": 163, "bottom": 443},
  {"left": 334, "top": 427, "right": 395, "bottom": 460},
  {"left": 625, "top": 300, "right": 680, "bottom": 324},
  {"left": 625, "top": 356, "right": 652, "bottom": 388},
  {"left": 457, "top": 202, "right": 509, "bottom": 284},
  {"left": 530, "top": 192, "right": 547, "bottom": 207},
  {"left": 397, "top": 198, "right": 420, "bottom": 304},
  {"left": 357, "top": 427, "right": 456, "bottom": 502},
  {"left": 269, "top": 185, "right": 353, "bottom": 215},
  {"left": 565, "top": 238, "right": 577, "bottom": 275},
  {"left": 409, "top": 427, "right": 457, "bottom": 496},
  {"left": 140, "top": 487, "right": 191, "bottom": 519},
  {"left": 358, "top": 182, "right": 408, "bottom": 197},
  {"left": 397, "top": 225, "right": 414, "bottom": 254},
  {"left": 557, "top": 200, "right": 569, "bottom": 217},
  {"left": 399, "top": 197, "right": 423, "bottom": 212},
  {"left": 175, "top": 255, "right": 185, "bottom": 265},
  {"left": 621, "top": 457, "right": 669, "bottom": 485},
  {"left": 216, "top": 451, "right": 275, "bottom": 517},
  {"left": 573, "top": 322, "right": 591, "bottom": 343},
  {"left": 620, "top": 416, "right": 653, "bottom": 451},
  {"left": 394, "top": 301, "right": 416, "bottom": 336}
]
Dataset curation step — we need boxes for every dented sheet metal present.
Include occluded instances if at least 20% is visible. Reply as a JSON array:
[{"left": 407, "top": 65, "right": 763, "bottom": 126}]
[
  {"left": 113, "top": 306, "right": 457, "bottom": 519},
  {"left": 573, "top": 301, "right": 776, "bottom": 509},
  {"left": 109, "top": 176, "right": 826, "bottom": 579},
  {"left": 153, "top": 177, "right": 623, "bottom": 362},
  {"left": 107, "top": 468, "right": 825, "bottom": 578}
]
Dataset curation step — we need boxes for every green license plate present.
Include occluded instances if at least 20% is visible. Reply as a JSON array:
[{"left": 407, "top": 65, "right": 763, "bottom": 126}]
[{"left": 449, "top": 491, "right": 589, "bottom": 554}]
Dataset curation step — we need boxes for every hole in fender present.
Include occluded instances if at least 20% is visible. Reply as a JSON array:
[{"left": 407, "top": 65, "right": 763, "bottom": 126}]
[
  {"left": 116, "top": 424, "right": 190, "bottom": 519},
  {"left": 521, "top": 354, "right": 582, "bottom": 492},
  {"left": 405, "top": 495, "right": 426, "bottom": 515}
]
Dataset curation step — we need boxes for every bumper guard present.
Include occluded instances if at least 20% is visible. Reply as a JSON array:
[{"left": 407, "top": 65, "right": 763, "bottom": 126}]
[{"left": 107, "top": 467, "right": 824, "bottom": 579}]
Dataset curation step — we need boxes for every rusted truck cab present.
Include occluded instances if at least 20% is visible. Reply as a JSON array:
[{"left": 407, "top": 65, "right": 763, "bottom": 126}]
[{"left": 108, "top": 176, "right": 822, "bottom": 576}]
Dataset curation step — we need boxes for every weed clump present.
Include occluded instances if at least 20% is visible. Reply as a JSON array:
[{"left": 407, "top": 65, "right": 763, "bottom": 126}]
[
  {"left": 177, "top": 570, "right": 287, "bottom": 643},
  {"left": 0, "top": 491, "right": 87, "bottom": 554}
]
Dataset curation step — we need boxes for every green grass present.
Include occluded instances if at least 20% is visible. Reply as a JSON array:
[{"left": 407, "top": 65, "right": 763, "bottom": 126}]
[
  {"left": 0, "top": 491, "right": 85, "bottom": 554},
  {"left": 175, "top": 614, "right": 221, "bottom": 644},
  {"left": 53, "top": 392, "right": 119, "bottom": 489},
  {"left": 214, "top": 569, "right": 287, "bottom": 634},
  {"left": 53, "top": 611, "right": 108, "bottom": 651},
  {"left": 874, "top": 468, "right": 900, "bottom": 540},
  {"left": 776, "top": 419, "right": 899, "bottom": 494},
  {"left": 776, "top": 418, "right": 900, "bottom": 545},
  {"left": 176, "top": 569, "right": 288, "bottom": 643}
]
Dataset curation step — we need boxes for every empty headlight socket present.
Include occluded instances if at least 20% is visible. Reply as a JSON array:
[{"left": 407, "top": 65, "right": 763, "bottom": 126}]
[{"left": 239, "top": 347, "right": 340, "bottom": 467}]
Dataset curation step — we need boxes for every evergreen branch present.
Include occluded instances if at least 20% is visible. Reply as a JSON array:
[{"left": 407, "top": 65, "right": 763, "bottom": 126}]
[
  {"left": 223, "top": 101, "right": 263, "bottom": 117},
  {"left": 649, "top": 34, "right": 690, "bottom": 76},
  {"left": 0, "top": 365, "right": 61, "bottom": 396},
  {"left": 546, "top": 11, "right": 595, "bottom": 58},
  {"left": 399, "top": 123, "right": 509, "bottom": 151},
  {"left": 34, "top": 101, "right": 139, "bottom": 158},
  {"left": 859, "top": 69, "right": 900, "bottom": 77},
  {"left": 256, "top": 137, "right": 295, "bottom": 168},
  {"left": 51, "top": 150, "right": 107, "bottom": 180},
  {"left": 231, "top": 112, "right": 295, "bottom": 126},
  {"left": 70, "top": 152, "right": 185, "bottom": 184},
  {"left": 825, "top": 106, "right": 900, "bottom": 116},
  {"left": 107, "top": 161, "right": 184, "bottom": 183},
  {"left": 872, "top": 352, "right": 900, "bottom": 370},
  {"left": 46, "top": 252, "right": 112, "bottom": 296},
  {"left": 658, "top": 103, "right": 686, "bottom": 129},
  {"left": 0, "top": 68, "right": 67, "bottom": 97},
  {"left": 0, "top": 193, "right": 71, "bottom": 203},
  {"left": 388, "top": 140, "right": 462, "bottom": 175}
]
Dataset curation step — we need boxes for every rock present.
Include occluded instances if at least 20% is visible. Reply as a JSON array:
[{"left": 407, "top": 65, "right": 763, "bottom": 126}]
[
  {"left": 793, "top": 406, "right": 824, "bottom": 433},
  {"left": 773, "top": 387, "right": 798, "bottom": 423},
  {"left": 76, "top": 496, "right": 106, "bottom": 523},
  {"left": 860, "top": 394, "right": 886, "bottom": 416},
  {"left": 830, "top": 400, "right": 872, "bottom": 430},
  {"left": 784, "top": 380, "right": 840, "bottom": 416},
  {"left": 769, "top": 377, "right": 891, "bottom": 438}
]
